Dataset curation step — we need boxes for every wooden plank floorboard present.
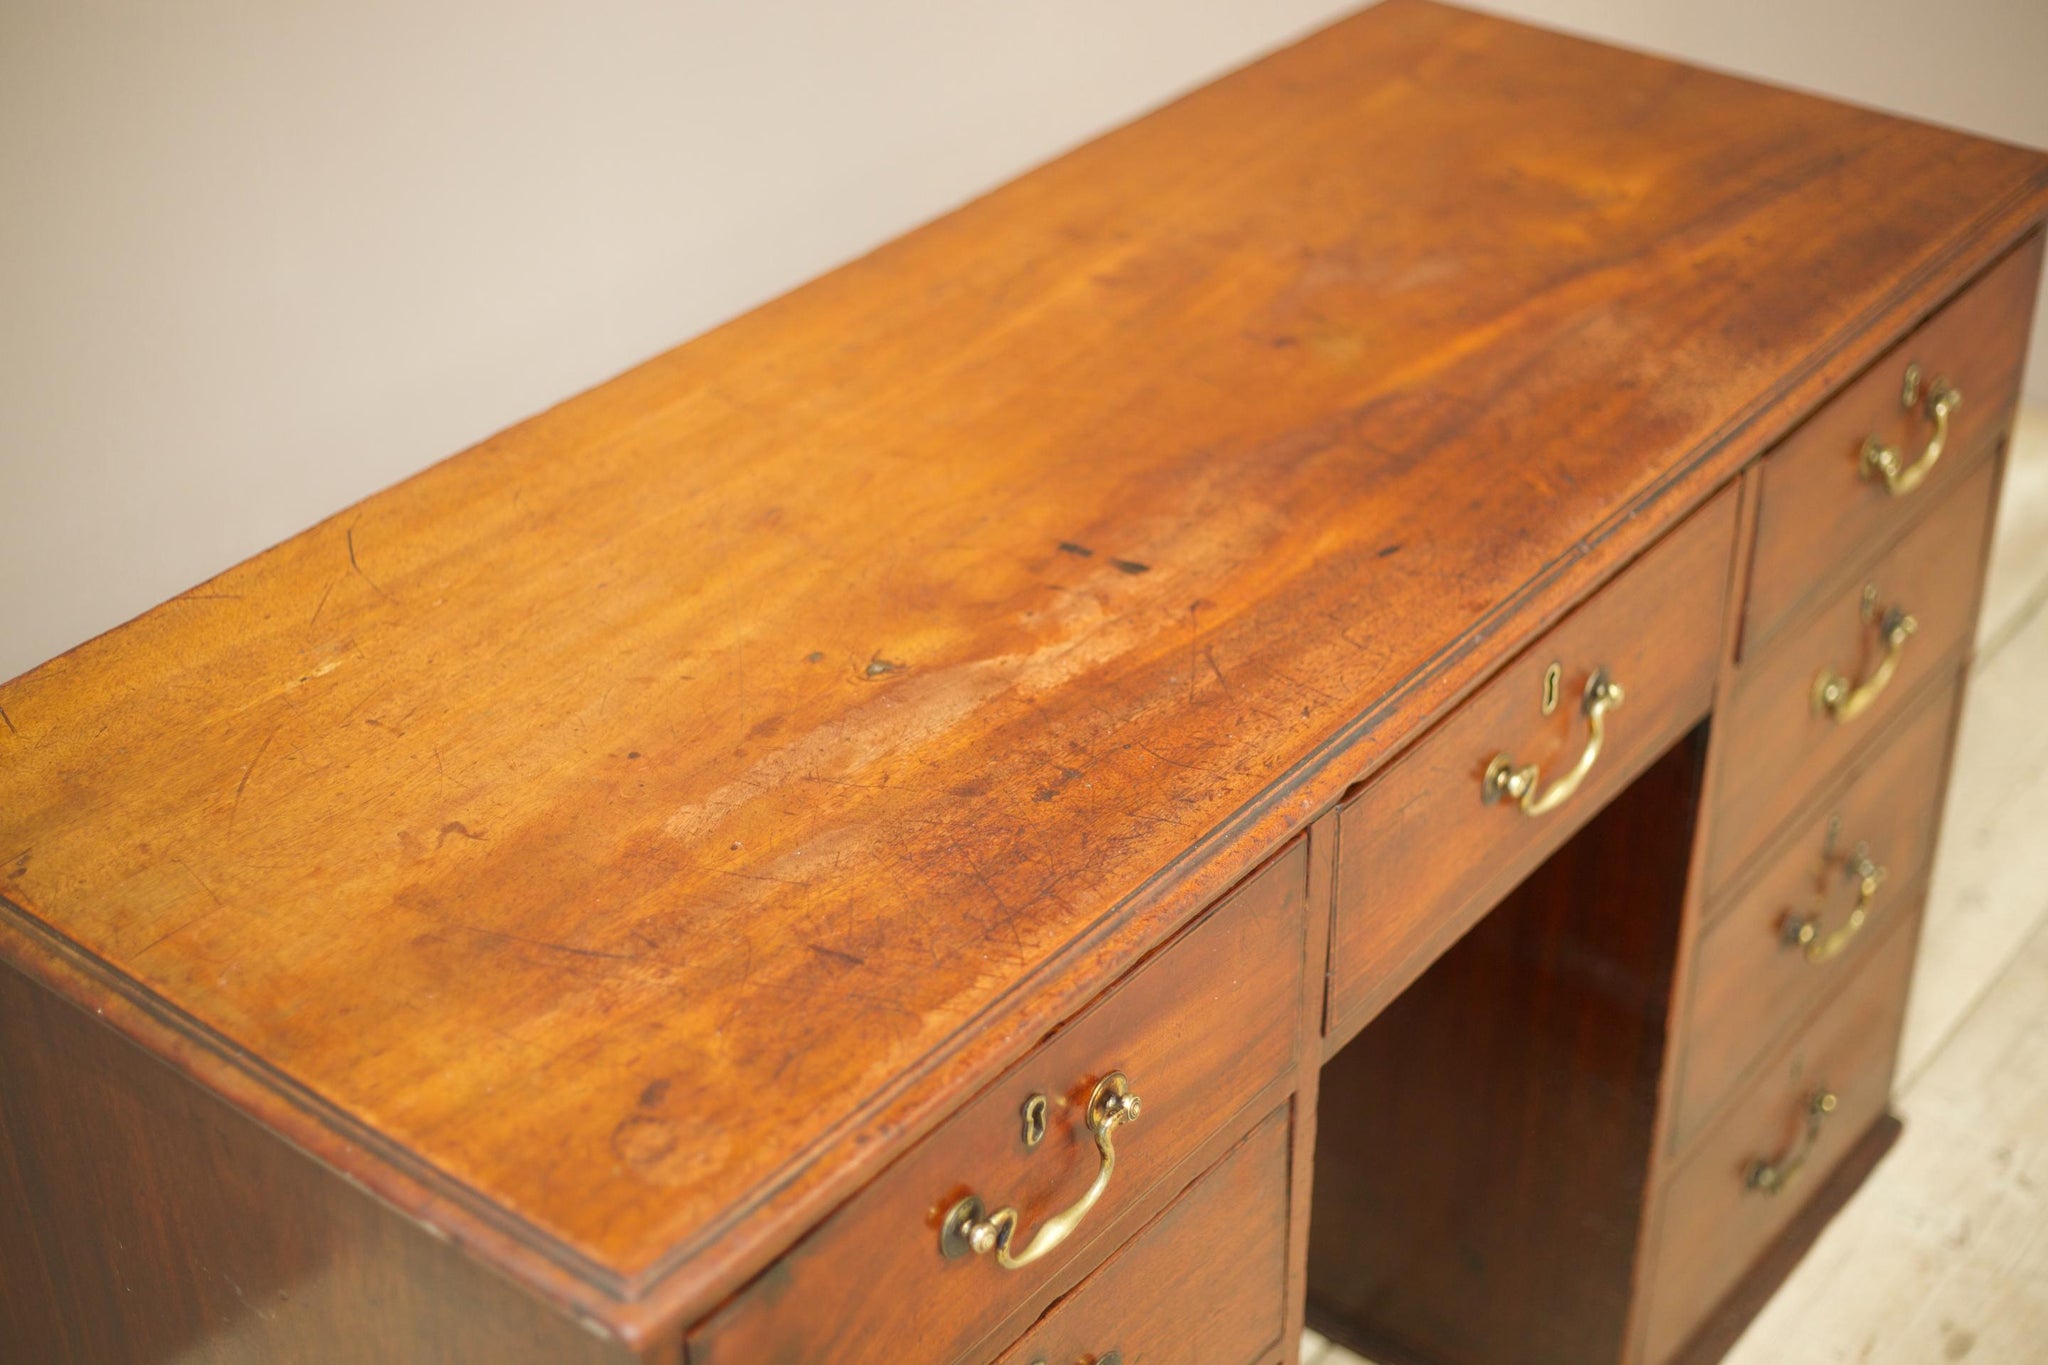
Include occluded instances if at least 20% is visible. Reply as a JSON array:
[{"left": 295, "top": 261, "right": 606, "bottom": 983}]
[
  {"left": 1899, "top": 592, "right": 2048, "bottom": 1086},
  {"left": 1903, "top": 402, "right": 2048, "bottom": 1085},
  {"left": 1980, "top": 406, "right": 2048, "bottom": 654}
]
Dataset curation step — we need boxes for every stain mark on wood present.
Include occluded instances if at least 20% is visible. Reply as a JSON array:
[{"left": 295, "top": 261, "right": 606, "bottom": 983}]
[
  {"left": 863, "top": 653, "right": 905, "bottom": 679},
  {"left": 0, "top": 705, "right": 14, "bottom": 735},
  {"left": 436, "top": 822, "right": 486, "bottom": 847},
  {"left": 1109, "top": 558, "right": 1151, "bottom": 575},
  {"left": 611, "top": 1115, "right": 678, "bottom": 1170},
  {"left": 806, "top": 943, "right": 866, "bottom": 968},
  {"left": 1058, "top": 541, "right": 1094, "bottom": 557},
  {"left": 638, "top": 1078, "right": 671, "bottom": 1108}
]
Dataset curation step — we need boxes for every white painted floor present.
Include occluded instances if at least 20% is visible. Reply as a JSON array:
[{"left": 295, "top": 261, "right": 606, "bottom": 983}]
[{"left": 1304, "top": 406, "right": 2048, "bottom": 1365}]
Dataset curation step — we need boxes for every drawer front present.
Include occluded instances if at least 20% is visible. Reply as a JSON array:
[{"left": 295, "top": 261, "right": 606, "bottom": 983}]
[
  {"left": 992, "top": 1104, "right": 1291, "bottom": 1365},
  {"left": 690, "top": 841, "right": 1305, "bottom": 1365},
  {"left": 1708, "top": 455, "right": 1996, "bottom": 893},
  {"left": 1671, "top": 683, "right": 1957, "bottom": 1154},
  {"left": 1673, "top": 682, "right": 1955, "bottom": 1150},
  {"left": 1328, "top": 486, "right": 1737, "bottom": 1034},
  {"left": 1745, "top": 232, "right": 2040, "bottom": 656},
  {"left": 1642, "top": 902, "right": 1919, "bottom": 1365}
]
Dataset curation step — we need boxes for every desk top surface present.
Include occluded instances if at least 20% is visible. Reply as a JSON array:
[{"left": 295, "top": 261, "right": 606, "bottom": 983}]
[{"left": 4, "top": 0, "right": 2043, "bottom": 1333}]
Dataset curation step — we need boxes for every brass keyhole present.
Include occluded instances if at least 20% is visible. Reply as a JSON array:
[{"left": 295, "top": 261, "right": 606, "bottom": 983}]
[
  {"left": 1541, "top": 662, "right": 1563, "bottom": 716},
  {"left": 1021, "top": 1093, "right": 1048, "bottom": 1149}
]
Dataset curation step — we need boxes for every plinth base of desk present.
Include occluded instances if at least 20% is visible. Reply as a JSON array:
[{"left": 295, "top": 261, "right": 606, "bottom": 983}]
[{"left": 1664, "top": 1111, "right": 1904, "bottom": 1365}]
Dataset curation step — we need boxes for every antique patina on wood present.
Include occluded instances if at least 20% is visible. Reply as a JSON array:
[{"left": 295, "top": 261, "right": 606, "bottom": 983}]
[{"left": 2, "top": 1, "right": 2045, "bottom": 1358}]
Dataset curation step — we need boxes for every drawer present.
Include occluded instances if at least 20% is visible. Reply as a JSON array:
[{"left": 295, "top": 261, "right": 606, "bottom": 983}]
[
  {"left": 992, "top": 1104, "right": 1291, "bottom": 1365},
  {"left": 1744, "top": 231, "right": 2040, "bottom": 656},
  {"left": 1641, "top": 901, "right": 1919, "bottom": 1365},
  {"left": 1672, "top": 683, "right": 1956, "bottom": 1150},
  {"left": 689, "top": 841, "right": 1305, "bottom": 1365},
  {"left": 1707, "top": 455, "right": 1996, "bottom": 893},
  {"left": 1327, "top": 485, "right": 1737, "bottom": 1035}
]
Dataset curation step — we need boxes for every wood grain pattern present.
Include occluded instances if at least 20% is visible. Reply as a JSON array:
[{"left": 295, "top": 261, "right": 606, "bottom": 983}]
[
  {"left": 992, "top": 1105, "right": 1292, "bottom": 1365},
  {"left": 688, "top": 840, "right": 1303, "bottom": 1365},
  {"left": 1326, "top": 486, "right": 1734, "bottom": 1042},
  {"left": 1742, "top": 234, "right": 2041, "bottom": 656},
  {"left": 1, "top": 0, "right": 2044, "bottom": 1340}
]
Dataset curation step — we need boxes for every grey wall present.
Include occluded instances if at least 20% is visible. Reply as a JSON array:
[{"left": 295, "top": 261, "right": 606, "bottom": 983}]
[
  {"left": 3, "top": 0, "right": 2044, "bottom": 684},
  {"left": 1474, "top": 0, "right": 2048, "bottom": 388}
]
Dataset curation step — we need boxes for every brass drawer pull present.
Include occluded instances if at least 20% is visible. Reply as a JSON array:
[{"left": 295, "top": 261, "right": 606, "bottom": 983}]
[
  {"left": 1484, "top": 669, "right": 1625, "bottom": 817},
  {"left": 1860, "top": 365, "right": 1961, "bottom": 496},
  {"left": 1781, "top": 842, "right": 1885, "bottom": 965},
  {"left": 1745, "top": 1089, "right": 1837, "bottom": 1197},
  {"left": 940, "top": 1072, "right": 1142, "bottom": 1270},
  {"left": 1813, "top": 587, "right": 1915, "bottom": 723}
]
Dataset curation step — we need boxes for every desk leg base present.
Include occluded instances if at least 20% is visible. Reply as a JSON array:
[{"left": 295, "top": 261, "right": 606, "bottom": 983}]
[
  {"left": 1664, "top": 1109, "right": 1905, "bottom": 1365},
  {"left": 1302, "top": 1303, "right": 1446, "bottom": 1365}
]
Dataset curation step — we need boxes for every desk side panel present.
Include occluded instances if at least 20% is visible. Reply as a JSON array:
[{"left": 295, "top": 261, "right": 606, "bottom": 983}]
[{"left": 0, "top": 961, "right": 650, "bottom": 1365}]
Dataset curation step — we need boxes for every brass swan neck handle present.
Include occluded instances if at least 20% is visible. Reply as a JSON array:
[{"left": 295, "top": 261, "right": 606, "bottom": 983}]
[
  {"left": 1860, "top": 364, "right": 1960, "bottom": 497},
  {"left": 1484, "top": 669, "right": 1625, "bottom": 817},
  {"left": 941, "top": 1072, "right": 1142, "bottom": 1270}
]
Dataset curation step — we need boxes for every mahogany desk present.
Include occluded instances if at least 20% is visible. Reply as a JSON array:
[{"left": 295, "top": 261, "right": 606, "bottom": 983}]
[{"left": 4, "top": 4, "right": 2045, "bottom": 1362}]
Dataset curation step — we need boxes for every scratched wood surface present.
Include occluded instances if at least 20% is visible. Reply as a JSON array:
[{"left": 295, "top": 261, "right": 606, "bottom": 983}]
[{"left": 3, "top": 0, "right": 2046, "bottom": 1338}]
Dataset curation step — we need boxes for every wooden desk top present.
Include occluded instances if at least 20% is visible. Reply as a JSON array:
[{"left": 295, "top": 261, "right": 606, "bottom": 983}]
[{"left": 4, "top": 0, "right": 2043, "bottom": 1342}]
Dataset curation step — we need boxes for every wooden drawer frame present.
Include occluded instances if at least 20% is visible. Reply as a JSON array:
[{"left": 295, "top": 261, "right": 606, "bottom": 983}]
[
  {"left": 690, "top": 841, "right": 1307, "bottom": 1365},
  {"left": 1326, "top": 486, "right": 1739, "bottom": 1043},
  {"left": 1670, "top": 679, "right": 1961, "bottom": 1150}
]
